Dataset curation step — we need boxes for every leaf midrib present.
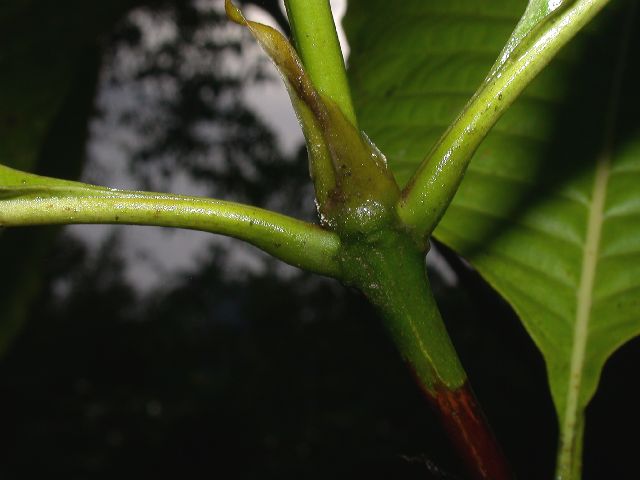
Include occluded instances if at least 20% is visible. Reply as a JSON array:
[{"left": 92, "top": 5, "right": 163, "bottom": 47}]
[
  {"left": 558, "top": 4, "right": 634, "bottom": 471},
  {"left": 561, "top": 119, "right": 610, "bottom": 464}
]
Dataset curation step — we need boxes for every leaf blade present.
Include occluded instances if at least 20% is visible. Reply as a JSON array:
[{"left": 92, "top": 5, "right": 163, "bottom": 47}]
[{"left": 345, "top": 0, "right": 639, "bottom": 475}]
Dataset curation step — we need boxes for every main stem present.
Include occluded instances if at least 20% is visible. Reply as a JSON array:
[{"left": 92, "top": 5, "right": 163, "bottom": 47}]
[
  {"left": 284, "top": 0, "right": 357, "bottom": 126},
  {"left": 279, "top": 2, "right": 510, "bottom": 476},
  {"left": 340, "top": 231, "right": 511, "bottom": 480}
]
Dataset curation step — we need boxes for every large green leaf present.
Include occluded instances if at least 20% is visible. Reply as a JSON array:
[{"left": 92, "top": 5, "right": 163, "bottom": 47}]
[{"left": 345, "top": 0, "right": 639, "bottom": 475}]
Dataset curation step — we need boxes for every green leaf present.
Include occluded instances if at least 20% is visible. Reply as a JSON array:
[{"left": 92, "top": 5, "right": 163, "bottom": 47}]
[{"left": 345, "top": 0, "right": 638, "bottom": 476}]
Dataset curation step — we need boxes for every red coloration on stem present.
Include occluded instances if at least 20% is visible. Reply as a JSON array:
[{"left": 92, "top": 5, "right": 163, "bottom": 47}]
[{"left": 424, "top": 382, "right": 512, "bottom": 480}]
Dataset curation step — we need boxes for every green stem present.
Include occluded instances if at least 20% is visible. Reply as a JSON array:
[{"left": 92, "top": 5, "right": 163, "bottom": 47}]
[
  {"left": 284, "top": 0, "right": 357, "bottom": 126},
  {"left": 340, "top": 230, "right": 511, "bottom": 479},
  {"left": 0, "top": 165, "right": 341, "bottom": 277},
  {"left": 398, "top": 0, "right": 611, "bottom": 239},
  {"left": 341, "top": 232, "right": 466, "bottom": 391}
]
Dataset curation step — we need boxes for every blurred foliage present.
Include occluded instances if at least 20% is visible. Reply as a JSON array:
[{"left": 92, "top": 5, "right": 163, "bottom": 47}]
[
  {"left": 101, "top": 1, "right": 304, "bottom": 206},
  {"left": 0, "top": 0, "right": 132, "bottom": 354}
]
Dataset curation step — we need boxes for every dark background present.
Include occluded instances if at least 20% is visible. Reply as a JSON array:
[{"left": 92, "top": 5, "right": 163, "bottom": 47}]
[{"left": 0, "top": 1, "right": 638, "bottom": 478}]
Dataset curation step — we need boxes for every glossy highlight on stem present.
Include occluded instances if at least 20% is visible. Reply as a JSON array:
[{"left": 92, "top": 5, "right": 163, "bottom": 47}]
[{"left": 0, "top": 164, "right": 342, "bottom": 277}]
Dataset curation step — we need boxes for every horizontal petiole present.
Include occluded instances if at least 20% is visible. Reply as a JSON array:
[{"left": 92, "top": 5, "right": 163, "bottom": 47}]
[{"left": 0, "top": 164, "right": 342, "bottom": 277}]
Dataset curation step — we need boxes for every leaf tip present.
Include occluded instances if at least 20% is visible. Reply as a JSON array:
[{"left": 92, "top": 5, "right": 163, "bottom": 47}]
[{"left": 224, "top": 0, "right": 245, "bottom": 26}]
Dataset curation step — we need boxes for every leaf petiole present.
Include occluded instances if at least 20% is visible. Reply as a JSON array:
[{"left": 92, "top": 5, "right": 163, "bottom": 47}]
[
  {"left": 0, "top": 164, "right": 342, "bottom": 277},
  {"left": 398, "top": 0, "right": 612, "bottom": 240}
]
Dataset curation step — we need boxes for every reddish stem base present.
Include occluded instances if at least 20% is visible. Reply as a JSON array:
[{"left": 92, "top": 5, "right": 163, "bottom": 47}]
[{"left": 425, "top": 382, "right": 512, "bottom": 480}]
